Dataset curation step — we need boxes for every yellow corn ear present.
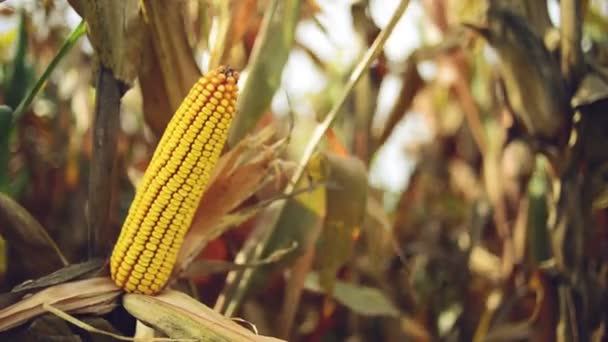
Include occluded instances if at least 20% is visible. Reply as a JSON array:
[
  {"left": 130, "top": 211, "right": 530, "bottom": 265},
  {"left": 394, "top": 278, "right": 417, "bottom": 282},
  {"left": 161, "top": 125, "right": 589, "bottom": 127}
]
[{"left": 110, "top": 66, "right": 239, "bottom": 295}]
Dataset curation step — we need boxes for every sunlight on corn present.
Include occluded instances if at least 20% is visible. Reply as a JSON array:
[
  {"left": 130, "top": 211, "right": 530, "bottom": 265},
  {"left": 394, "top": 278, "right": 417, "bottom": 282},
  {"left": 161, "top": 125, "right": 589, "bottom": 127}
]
[{"left": 110, "top": 66, "right": 239, "bottom": 295}]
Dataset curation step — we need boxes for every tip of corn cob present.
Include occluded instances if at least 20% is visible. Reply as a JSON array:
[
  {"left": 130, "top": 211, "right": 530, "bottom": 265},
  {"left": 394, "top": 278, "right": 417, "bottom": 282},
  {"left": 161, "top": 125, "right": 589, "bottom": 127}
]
[
  {"left": 110, "top": 66, "right": 239, "bottom": 295},
  {"left": 218, "top": 65, "right": 238, "bottom": 78}
]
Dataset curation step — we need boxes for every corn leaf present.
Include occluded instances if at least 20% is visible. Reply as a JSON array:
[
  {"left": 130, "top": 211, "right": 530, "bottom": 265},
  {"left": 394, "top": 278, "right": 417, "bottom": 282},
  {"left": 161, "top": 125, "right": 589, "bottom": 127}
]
[
  {"left": 139, "top": 0, "right": 202, "bottom": 135},
  {"left": 1, "top": 314, "right": 81, "bottom": 341},
  {"left": 11, "top": 19, "right": 86, "bottom": 124},
  {"left": 0, "top": 106, "right": 11, "bottom": 193},
  {"left": 317, "top": 152, "right": 368, "bottom": 294},
  {"left": 0, "top": 194, "right": 68, "bottom": 285},
  {"left": 4, "top": 12, "right": 31, "bottom": 111},
  {"left": 217, "top": 153, "right": 327, "bottom": 316},
  {"left": 10, "top": 260, "right": 105, "bottom": 295},
  {"left": 0, "top": 277, "right": 121, "bottom": 332},
  {"left": 228, "top": 0, "right": 302, "bottom": 145},
  {"left": 305, "top": 272, "right": 400, "bottom": 317},
  {"left": 176, "top": 127, "right": 281, "bottom": 273},
  {"left": 123, "top": 290, "right": 285, "bottom": 341},
  {"left": 377, "top": 56, "right": 424, "bottom": 145},
  {"left": 182, "top": 242, "right": 296, "bottom": 279}
]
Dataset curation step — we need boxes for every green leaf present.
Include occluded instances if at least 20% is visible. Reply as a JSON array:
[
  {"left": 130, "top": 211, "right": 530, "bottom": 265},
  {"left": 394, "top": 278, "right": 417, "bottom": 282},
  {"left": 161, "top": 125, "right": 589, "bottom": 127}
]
[
  {"left": 4, "top": 11, "right": 30, "bottom": 110},
  {"left": 317, "top": 152, "right": 368, "bottom": 294},
  {"left": 305, "top": 272, "right": 400, "bottom": 317},
  {"left": 11, "top": 20, "right": 87, "bottom": 124},
  {"left": 228, "top": 0, "right": 302, "bottom": 145},
  {"left": 0, "top": 106, "right": 12, "bottom": 194},
  {"left": 527, "top": 157, "right": 551, "bottom": 264}
]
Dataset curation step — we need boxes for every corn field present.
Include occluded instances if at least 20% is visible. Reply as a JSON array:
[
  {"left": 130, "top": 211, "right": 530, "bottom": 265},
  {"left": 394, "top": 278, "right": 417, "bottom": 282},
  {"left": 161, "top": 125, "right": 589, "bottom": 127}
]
[{"left": 0, "top": 0, "right": 607, "bottom": 341}]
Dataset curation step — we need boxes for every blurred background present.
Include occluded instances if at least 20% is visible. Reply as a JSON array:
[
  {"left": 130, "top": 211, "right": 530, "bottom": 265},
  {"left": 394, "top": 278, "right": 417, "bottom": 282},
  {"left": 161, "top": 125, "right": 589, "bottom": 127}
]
[{"left": 0, "top": 0, "right": 607, "bottom": 341}]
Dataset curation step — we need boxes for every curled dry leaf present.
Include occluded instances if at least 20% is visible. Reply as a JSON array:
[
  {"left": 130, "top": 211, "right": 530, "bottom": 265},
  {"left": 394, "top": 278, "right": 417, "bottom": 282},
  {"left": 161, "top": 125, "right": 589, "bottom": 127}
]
[
  {"left": 573, "top": 74, "right": 608, "bottom": 210},
  {"left": 2, "top": 313, "right": 81, "bottom": 342},
  {"left": 465, "top": 8, "right": 570, "bottom": 141},
  {"left": 0, "top": 193, "right": 68, "bottom": 284},
  {"left": 571, "top": 71, "right": 608, "bottom": 109},
  {"left": 377, "top": 56, "right": 424, "bottom": 146},
  {"left": 255, "top": 159, "right": 297, "bottom": 202},
  {"left": 449, "top": 159, "right": 483, "bottom": 201},
  {"left": 175, "top": 126, "right": 282, "bottom": 274},
  {"left": 123, "top": 290, "right": 285, "bottom": 341},
  {"left": 0, "top": 277, "right": 121, "bottom": 332},
  {"left": 468, "top": 246, "right": 502, "bottom": 282},
  {"left": 215, "top": 0, "right": 259, "bottom": 66},
  {"left": 43, "top": 304, "right": 176, "bottom": 342},
  {"left": 139, "top": 0, "right": 202, "bottom": 135},
  {"left": 10, "top": 260, "right": 105, "bottom": 295}
]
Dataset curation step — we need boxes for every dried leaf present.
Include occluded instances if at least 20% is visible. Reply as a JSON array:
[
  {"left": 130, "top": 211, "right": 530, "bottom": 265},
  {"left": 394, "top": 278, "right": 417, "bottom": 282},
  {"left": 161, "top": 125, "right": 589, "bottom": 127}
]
[
  {"left": 277, "top": 238, "right": 316, "bottom": 338},
  {"left": 449, "top": 159, "right": 483, "bottom": 201},
  {"left": 0, "top": 193, "right": 68, "bottom": 284},
  {"left": 0, "top": 277, "right": 121, "bottom": 332},
  {"left": 469, "top": 246, "right": 502, "bottom": 282},
  {"left": 123, "top": 290, "right": 285, "bottom": 341},
  {"left": 317, "top": 153, "right": 368, "bottom": 294},
  {"left": 258, "top": 153, "right": 327, "bottom": 265},
  {"left": 305, "top": 272, "right": 400, "bottom": 317},
  {"left": 44, "top": 304, "right": 180, "bottom": 342},
  {"left": 378, "top": 57, "right": 424, "bottom": 145},
  {"left": 182, "top": 242, "right": 296, "bottom": 279},
  {"left": 571, "top": 72, "right": 608, "bottom": 108},
  {"left": 466, "top": 8, "right": 569, "bottom": 140},
  {"left": 482, "top": 121, "right": 506, "bottom": 225},
  {"left": 216, "top": 0, "right": 258, "bottom": 65},
  {"left": 365, "top": 195, "right": 391, "bottom": 232},
  {"left": 217, "top": 153, "right": 327, "bottom": 315},
  {"left": 139, "top": 0, "right": 202, "bottom": 135},
  {"left": 401, "top": 316, "right": 432, "bottom": 341},
  {"left": 79, "top": 317, "right": 124, "bottom": 342},
  {"left": 0, "top": 314, "right": 81, "bottom": 342},
  {"left": 228, "top": 0, "right": 302, "bottom": 145},
  {"left": 485, "top": 322, "right": 531, "bottom": 342},
  {"left": 255, "top": 160, "right": 297, "bottom": 201},
  {"left": 176, "top": 128, "right": 281, "bottom": 273},
  {"left": 10, "top": 260, "right": 105, "bottom": 294}
]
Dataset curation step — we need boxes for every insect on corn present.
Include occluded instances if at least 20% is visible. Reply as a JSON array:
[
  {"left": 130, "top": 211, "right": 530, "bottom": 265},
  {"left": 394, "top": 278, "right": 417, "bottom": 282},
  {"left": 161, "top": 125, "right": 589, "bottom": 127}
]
[{"left": 110, "top": 66, "right": 239, "bottom": 295}]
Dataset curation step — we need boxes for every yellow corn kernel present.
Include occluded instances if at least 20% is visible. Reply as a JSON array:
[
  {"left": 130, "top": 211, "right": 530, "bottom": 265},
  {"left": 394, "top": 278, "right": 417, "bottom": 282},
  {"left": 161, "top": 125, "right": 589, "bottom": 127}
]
[{"left": 110, "top": 66, "right": 239, "bottom": 295}]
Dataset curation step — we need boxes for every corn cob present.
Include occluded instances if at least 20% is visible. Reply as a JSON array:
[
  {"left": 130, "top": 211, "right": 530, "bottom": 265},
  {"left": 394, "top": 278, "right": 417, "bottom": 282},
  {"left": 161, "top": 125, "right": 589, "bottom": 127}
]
[{"left": 110, "top": 66, "right": 239, "bottom": 295}]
